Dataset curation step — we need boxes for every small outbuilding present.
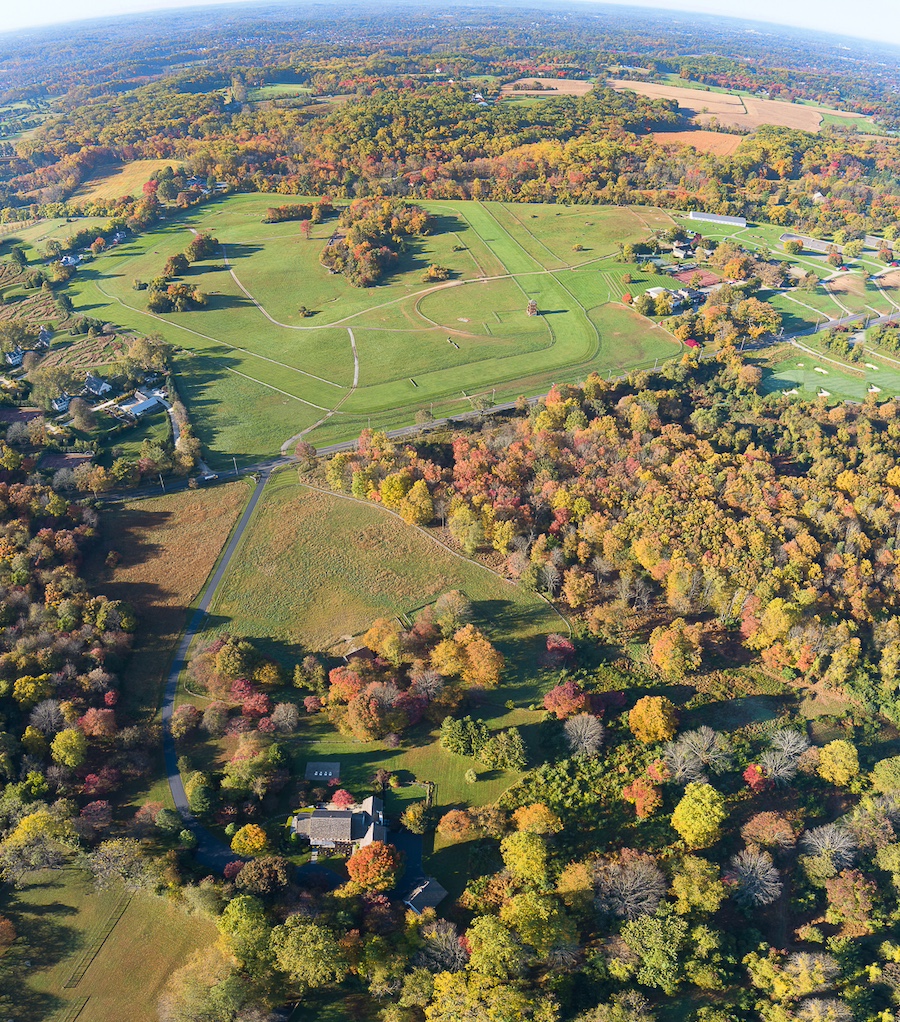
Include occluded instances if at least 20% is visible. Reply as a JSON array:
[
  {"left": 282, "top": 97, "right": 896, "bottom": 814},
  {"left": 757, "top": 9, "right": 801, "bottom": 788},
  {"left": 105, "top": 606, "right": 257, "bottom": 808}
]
[
  {"left": 305, "top": 761, "right": 341, "bottom": 782},
  {"left": 403, "top": 877, "right": 448, "bottom": 915}
]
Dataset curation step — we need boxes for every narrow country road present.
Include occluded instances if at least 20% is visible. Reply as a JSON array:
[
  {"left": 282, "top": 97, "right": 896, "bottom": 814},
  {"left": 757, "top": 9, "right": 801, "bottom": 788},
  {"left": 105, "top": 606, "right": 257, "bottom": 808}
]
[{"left": 161, "top": 467, "right": 272, "bottom": 869}]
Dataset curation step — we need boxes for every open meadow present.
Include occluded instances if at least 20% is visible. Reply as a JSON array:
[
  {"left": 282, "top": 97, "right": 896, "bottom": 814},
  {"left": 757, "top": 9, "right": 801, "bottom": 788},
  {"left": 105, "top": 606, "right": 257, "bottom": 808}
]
[
  {"left": 88, "top": 482, "right": 249, "bottom": 712},
  {"left": 23, "top": 195, "right": 682, "bottom": 466},
  {"left": 201, "top": 471, "right": 561, "bottom": 664},
  {"left": 72, "top": 160, "right": 184, "bottom": 202},
  {"left": 0, "top": 868, "right": 215, "bottom": 1022}
]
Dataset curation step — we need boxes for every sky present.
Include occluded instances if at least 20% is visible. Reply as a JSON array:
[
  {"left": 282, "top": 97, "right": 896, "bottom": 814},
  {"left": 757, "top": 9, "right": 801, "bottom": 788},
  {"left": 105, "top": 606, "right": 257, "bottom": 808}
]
[{"left": 1, "top": 0, "right": 900, "bottom": 46}]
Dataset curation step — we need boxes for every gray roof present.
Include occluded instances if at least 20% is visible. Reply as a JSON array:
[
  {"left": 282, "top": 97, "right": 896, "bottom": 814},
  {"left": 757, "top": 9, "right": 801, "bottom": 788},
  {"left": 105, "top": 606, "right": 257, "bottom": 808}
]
[
  {"left": 305, "top": 761, "right": 340, "bottom": 781},
  {"left": 296, "top": 810, "right": 354, "bottom": 844},
  {"left": 404, "top": 877, "right": 448, "bottom": 914},
  {"left": 292, "top": 794, "right": 384, "bottom": 848}
]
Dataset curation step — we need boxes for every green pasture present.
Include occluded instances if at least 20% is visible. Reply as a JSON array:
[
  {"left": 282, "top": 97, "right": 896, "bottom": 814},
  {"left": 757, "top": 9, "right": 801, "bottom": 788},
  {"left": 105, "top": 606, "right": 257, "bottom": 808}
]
[
  {"left": 247, "top": 84, "right": 313, "bottom": 101},
  {"left": 0, "top": 867, "right": 215, "bottom": 1022},
  {"left": 30, "top": 193, "right": 889, "bottom": 465}
]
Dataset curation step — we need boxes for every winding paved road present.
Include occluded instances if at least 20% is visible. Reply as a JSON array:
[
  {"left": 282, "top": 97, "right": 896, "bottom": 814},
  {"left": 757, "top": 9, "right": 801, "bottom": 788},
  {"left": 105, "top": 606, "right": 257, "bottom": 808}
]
[{"left": 161, "top": 467, "right": 272, "bottom": 869}]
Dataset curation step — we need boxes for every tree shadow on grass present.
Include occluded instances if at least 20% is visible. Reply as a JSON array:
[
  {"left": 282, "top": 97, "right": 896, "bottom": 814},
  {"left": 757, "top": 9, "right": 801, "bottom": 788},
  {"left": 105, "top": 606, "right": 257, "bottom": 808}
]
[
  {"left": 0, "top": 897, "right": 85, "bottom": 1022},
  {"left": 685, "top": 694, "right": 788, "bottom": 731}
]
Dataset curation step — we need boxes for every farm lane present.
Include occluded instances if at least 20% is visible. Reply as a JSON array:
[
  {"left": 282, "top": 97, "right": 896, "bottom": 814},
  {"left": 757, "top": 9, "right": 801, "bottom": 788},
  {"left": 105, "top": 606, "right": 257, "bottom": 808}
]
[{"left": 161, "top": 467, "right": 273, "bottom": 870}]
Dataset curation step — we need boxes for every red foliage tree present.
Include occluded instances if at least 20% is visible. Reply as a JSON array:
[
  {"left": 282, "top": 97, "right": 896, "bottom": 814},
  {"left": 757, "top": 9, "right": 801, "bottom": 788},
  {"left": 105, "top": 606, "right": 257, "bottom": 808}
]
[
  {"left": 328, "top": 666, "right": 366, "bottom": 703},
  {"left": 543, "top": 679, "right": 586, "bottom": 719},
  {"left": 743, "top": 763, "right": 772, "bottom": 794},
  {"left": 331, "top": 789, "right": 355, "bottom": 809},
  {"left": 78, "top": 708, "right": 117, "bottom": 738},
  {"left": 622, "top": 777, "right": 662, "bottom": 818}
]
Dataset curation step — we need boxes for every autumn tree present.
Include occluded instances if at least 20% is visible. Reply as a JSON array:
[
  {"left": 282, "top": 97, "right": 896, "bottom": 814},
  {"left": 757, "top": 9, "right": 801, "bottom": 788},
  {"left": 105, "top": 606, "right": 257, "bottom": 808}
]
[
  {"left": 230, "top": 824, "right": 267, "bottom": 857},
  {"left": 629, "top": 696, "right": 679, "bottom": 744},
  {"left": 501, "top": 831, "right": 550, "bottom": 887},
  {"left": 818, "top": 741, "right": 859, "bottom": 787},
  {"left": 671, "top": 783, "right": 726, "bottom": 849},
  {"left": 543, "top": 679, "right": 586, "bottom": 719},
  {"left": 347, "top": 840, "right": 402, "bottom": 891},
  {"left": 269, "top": 916, "right": 349, "bottom": 989}
]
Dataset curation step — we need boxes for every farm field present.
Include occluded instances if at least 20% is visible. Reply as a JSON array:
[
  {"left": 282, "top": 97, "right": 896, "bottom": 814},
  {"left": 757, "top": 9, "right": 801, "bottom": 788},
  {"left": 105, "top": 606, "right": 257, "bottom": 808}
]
[
  {"left": 610, "top": 79, "right": 866, "bottom": 133},
  {"left": 0, "top": 867, "right": 215, "bottom": 1022},
  {"left": 88, "top": 481, "right": 249, "bottom": 720},
  {"left": 650, "top": 129, "right": 745, "bottom": 155},
  {"left": 499, "top": 77, "right": 595, "bottom": 97},
  {"left": 72, "top": 159, "right": 183, "bottom": 201},
  {"left": 44, "top": 195, "right": 680, "bottom": 466}
]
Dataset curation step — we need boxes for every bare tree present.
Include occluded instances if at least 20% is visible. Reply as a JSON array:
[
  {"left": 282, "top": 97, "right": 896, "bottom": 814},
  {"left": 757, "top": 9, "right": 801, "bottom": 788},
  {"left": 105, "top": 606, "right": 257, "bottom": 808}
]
[
  {"left": 794, "top": 998, "right": 853, "bottom": 1022},
  {"left": 564, "top": 713, "right": 606, "bottom": 758},
  {"left": 801, "top": 824, "right": 857, "bottom": 869},
  {"left": 270, "top": 703, "right": 300, "bottom": 734},
  {"left": 415, "top": 918, "right": 468, "bottom": 972},
  {"left": 595, "top": 853, "right": 666, "bottom": 920},
  {"left": 664, "top": 726, "right": 731, "bottom": 784},
  {"left": 29, "top": 698, "right": 65, "bottom": 734},
  {"left": 409, "top": 669, "right": 445, "bottom": 701},
  {"left": 727, "top": 848, "right": 783, "bottom": 907}
]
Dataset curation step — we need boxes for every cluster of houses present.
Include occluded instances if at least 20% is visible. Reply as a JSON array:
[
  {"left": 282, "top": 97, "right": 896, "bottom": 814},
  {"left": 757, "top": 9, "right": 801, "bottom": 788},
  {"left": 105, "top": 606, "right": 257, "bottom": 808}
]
[
  {"left": 290, "top": 761, "right": 448, "bottom": 915},
  {"left": 50, "top": 377, "right": 167, "bottom": 418},
  {"left": 185, "top": 176, "right": 229, "bottom": 196},
  {"left": 5, "top": 326, "right": 52, "bottom": 369}
]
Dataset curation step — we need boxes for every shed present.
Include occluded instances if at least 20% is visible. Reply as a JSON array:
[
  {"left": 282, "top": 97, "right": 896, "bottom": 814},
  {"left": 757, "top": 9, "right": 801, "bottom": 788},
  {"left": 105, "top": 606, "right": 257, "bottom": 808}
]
[
  {"left": 404, "top": 877, "right": 448, "bottom": 915},
  {"left": 305, "top": 761, "right": 341, "bottom": 782}
]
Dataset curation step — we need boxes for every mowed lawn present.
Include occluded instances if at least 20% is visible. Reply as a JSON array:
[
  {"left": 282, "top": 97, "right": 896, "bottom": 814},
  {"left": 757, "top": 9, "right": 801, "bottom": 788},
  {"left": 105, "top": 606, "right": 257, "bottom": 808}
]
[
  {"left": 0, "top": 868, "right": 215, "bottom": 1022},
  {"left": 57, "top": 195, "right": 679, "bottom": 462},
  {"left": 761, "top": 354, "right": 870, "bottom": 402}
]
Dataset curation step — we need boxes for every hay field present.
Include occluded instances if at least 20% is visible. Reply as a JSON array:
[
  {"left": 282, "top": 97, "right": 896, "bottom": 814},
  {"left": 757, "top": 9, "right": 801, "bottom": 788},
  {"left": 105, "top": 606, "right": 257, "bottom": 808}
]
[
  {"left": 90, "top": 482, "right": 249, "bottom": 715},
  {"left": 500, "top": 77, "right": 594, "bottom": 97},
  {"left": 651, "top": 129, "right": 744, "bottom": 155},
  {"left": 611, "top": 80, "right": 824, "bottom": 133},
  {"left": 73, "top": 159, "right": 182, "bottom": 201}
]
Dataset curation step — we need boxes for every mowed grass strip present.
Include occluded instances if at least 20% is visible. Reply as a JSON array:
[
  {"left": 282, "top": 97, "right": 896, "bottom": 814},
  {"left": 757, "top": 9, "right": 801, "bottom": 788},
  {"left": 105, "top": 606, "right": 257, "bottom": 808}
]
[{"left": 0, "top": 868, "right": 215, "bottom": 1022}]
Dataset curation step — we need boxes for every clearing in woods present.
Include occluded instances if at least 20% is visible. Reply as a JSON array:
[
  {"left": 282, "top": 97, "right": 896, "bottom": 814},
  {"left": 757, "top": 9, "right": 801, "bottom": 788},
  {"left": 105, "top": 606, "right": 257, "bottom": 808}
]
[
  {"left": 650, "top": 129, "right": 745, "bottom": 155},
  {"left": 56, "top": 196, "right": 682, "bottom": 466},
  {"left": 202, "top": 472, "right": 560, "bottom": 671},
  {"left": 72, "top": 160, "right": 184, "bottom": 201}
]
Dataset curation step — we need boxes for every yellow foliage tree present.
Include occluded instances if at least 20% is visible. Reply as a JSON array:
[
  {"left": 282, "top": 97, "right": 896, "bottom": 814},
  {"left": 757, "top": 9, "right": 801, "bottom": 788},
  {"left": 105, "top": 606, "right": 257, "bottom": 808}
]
[
  {"left": 231, "top": 824, "right": 268, "bottom": 857},
  {"left": 628, "top": 695, "right": 679, "bottom": 744}
]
